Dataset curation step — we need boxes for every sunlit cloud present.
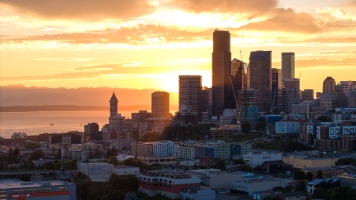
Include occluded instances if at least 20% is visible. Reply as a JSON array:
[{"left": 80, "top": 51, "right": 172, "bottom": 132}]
[{"left": 33, "top": 57, "right": 95, "bottom": 62}]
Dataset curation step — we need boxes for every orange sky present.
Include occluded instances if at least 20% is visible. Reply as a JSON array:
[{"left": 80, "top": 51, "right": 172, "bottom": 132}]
[{"left": 1, "top": 0, "right": 356, "bottom": 94}]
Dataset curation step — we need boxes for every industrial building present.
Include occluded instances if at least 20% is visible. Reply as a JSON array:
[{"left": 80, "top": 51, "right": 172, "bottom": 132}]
[{"left": 0, "top": 179, "right": 76, "bottom": 200}]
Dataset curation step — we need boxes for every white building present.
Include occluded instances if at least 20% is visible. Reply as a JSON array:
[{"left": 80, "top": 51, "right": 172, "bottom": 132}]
[
  {"left": 72, "top": 142, "right": 103, "bottom": 151},
  {"left": 152, "top": 141, "right": 175, "bottom": 156},
  {"left": 231, "top": 178, "right": 292, "bottom": 196},
  {"left": 77, "top": 163, "right": 139, "bottom": 182},
  {"left": 329, "top": 126, "right": 341, "bottom": 139},
  {"left": 243, "top": 152, "right": 282, "bottom": 168},
  {"left": 342, "top": 126, "right": 356, "bottom": 135},
  {"left": 174, "top": 144, "right": 196, "bottom": 159},
  {"left": 220, "top": 109, "right": 237, "bottom": 125},
  {"left": 275, "top": 122, "right": 300, "bottom": 134}
]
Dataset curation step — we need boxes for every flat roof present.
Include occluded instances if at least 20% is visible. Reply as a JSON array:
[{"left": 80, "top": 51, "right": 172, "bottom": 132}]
[{"left": 0, "top": 179, "right": 73, "bottom": 189}]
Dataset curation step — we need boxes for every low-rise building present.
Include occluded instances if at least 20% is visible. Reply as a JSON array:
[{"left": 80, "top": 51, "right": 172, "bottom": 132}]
[
  {"left": 231, "top": 178, "right": 293, "bottom": 196},
  {"left": 138, "top": 156, "right": 177, "bottom": 166},
  {"left": 138, "top": 170, "right": 201, "bottom": 199},
  {"left": 302, "top": 167, "right": 344, "bottom": 179},
  {"left": 180, "top": 186, "right": 216, "bottom": 200},
  {"left": 307, "top": 178, "right": 340, "bottom": 194},
  {"left": 77, "top": 163, "right": 139, "bottom": 182},
  {"left": 0, "top": 179, "right": 76, "bottom": 200},
  {"left": 282, "top": 155, "right": 337, "bottom": 169},
  {"left": 243, "top": 152, "right": 282, "bottom": 168},
  {"left": 276, "top": 122, "right": 301, "bottom": 135}
]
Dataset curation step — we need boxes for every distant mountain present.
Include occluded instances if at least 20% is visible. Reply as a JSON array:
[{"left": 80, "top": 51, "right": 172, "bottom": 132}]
[{"left": 0, "top": 85, "right": 179, "bottom": 111}]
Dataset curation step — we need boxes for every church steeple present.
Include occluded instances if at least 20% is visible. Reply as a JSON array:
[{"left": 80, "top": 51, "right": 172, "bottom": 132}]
[{"left": 110, "top": 92, "right": 118, "bottom": 117}]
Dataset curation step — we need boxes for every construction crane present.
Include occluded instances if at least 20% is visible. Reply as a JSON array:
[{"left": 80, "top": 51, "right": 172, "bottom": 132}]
[
  {"left": 229, "top": 76, "right": 242, "bottom": 126},
  {"left": 299, "top": 73, "right": 301, "bottom": 79},
  {"left": 240, "top": 50, "right": 243, "bottom": 61}
]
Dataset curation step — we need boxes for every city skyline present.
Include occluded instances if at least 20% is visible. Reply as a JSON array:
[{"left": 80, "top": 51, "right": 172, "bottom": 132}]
[{"left": 1, "top": 0, "right": 356, "bottom": 94}]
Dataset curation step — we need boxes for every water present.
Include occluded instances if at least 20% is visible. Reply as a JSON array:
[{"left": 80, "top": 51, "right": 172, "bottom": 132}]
[{"left": 0, "top": 110, "right": 133, "bottom": 138}]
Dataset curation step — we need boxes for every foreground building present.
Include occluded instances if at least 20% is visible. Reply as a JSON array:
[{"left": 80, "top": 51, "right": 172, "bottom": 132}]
[
  {"left": 138, "top": 170, "right": 200, "bottom": 199},
  {"left": 231, "top": 178, "right": 292, "bottom": 196},
  {"left": 0, "top": 179, "right": 76, "bottom": 200}
]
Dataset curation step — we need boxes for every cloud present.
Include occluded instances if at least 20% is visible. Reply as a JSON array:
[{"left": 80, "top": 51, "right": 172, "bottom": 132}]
[
  {"left": 168, "top": 0, "right": 277, "bottom": 16},
  {"left": 0, "top": 63, "right": 208, "bottom": 82},
  {"left": 238, "top": 8, "right": 322, "bottom": 33},
  {"left": 1, "top": 24, "right": 212, "bottom": 45},
  {"left": 0, "top": 0, "right": 156, "bottom": 20},
  {"left": 33, "top": 57, "right": 95, "bottom": 62}
]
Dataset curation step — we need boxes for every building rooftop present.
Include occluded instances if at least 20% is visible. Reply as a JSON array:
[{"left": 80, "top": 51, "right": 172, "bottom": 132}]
[{"left": 0, "top": 179, "right": 73, "bottom": 189}]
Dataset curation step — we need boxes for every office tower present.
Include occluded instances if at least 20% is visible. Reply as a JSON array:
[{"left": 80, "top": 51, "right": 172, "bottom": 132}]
[
  {"left": 301, "top": 89, "right": 314, "bottom": 101},
  {"left": 247, "top": 51, "right": 272, "bottom": 112},
  {"left": 151, "top": 91, "right": 169, "bottom": 118},
  {"left": 109, "top": 92, "right": 125, "bottom": 133},
  {"left": 340, "top": 80, "right": 356, "bottom": 93},
  {"left": 212, "top": 30, "right": 233, "bottom": 117},
  {"left": 271, "top": 68, "right": 283, "bottom": 113},
  {"left": 179, "top": 75, "right": 202, "bottom": 121},
  {"left": 282, "top": 88, "right": 295, "bottom": 113},
  {"left": 323, "top": 76, "right": 336, "bottom": 94},
  {"left": 110, "top": 92, "right": 118, "bottom": 117},
  {"left": 283, "top": 78, "right": 300, "bottom": 102},
  {"left": 282, "top": 52, "right": 295, "bottom": 79},
  {"left": 241, "top": 89, "right": 259, "bottom": 123},
  {"left": 201, "top": 86, "right": 210, "bottom": 121},
  {"left": 231, "top": 58, "right": 247, "bottom": 90}
]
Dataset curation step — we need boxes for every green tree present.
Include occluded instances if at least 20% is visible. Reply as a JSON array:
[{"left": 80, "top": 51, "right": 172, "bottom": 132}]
[
  {"left": 296, "top": 181, "right": 306, "bottom": 192},
  {"left": 30, "top": 149, "right": 44, "bottom": 161},
  {"left": 294, "top": 170, "right": 305, "bottom": 180},
  {"left": 263, "top": 196, "right": 275, "bottom": 200},
  {"left": 239, "top": 164, "right": 253, "bottom": 172},
  {"left": 317, "top": 116, "right": 332, "bottom": 122},
  {"left": 108, "top": 156, "right": 120, "bottom": 166},
  {"left": 256, "top": 119, "right": 266, "bottom": 132},
  {"left": 241, "top": 121, "right": 251, "bottom": 133},
  {"left": 233, "top": 158, "right": 245, "bottom": 164},
  {"left": 214, "top": 160, "right": 226, "bottom": 171},
  {"left": 312, "top": 188, "right": 328, "bottom": 199},
  {"left": 305, "top": 171, "right": 313, "bottom": 181},
  {"left": 316, "top": 170, "right": 323, "bottom": 179}
]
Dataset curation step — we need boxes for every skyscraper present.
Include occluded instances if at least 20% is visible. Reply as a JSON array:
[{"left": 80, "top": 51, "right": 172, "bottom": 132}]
[
  {"left": 283, "top": 78, "right": 300, "bottom": 102},
  {"left": 247, "top": 51, "right": 272, "bottom": 112},
  {"left": 151, "top": 91, "right": 169, "bottom": 118},
  {"left": 282, "top": 52, "right": 295, "bottom": 79},
  {"left": 109, "top": 92, "right": 125, "bottom": 133},
  {"left": 179, "top": 75, "right": 202, "bottom": 121},
  {"left": 271, "top": 68, "right": 282, "bottom": 113},
  {"left": 301, "top": 89, "right": 314, "bottom": 101},
  {"left": 212, "top": 30, "right": 233, "bottom": 117},
  {"left": 323, "top": 76, "right": 336, "bottom": 94}
]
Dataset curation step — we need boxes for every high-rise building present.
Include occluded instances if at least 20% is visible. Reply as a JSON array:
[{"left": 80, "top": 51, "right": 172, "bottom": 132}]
[
  {"left": 151, "top": 91, "right": 169, "bottom": 118},
  {"left": 282, "top": 88, "right": 295, "bottom": 113},
  {"left": 301, "top": 89, "right": 314, "bottom": 101},
  {"left": 247, "top": 51, "right": 272, "bottom": 112},
  {"left": 271, "top": 68, "right": 283, "bottom": 113},
  {"left": 179, "top": 75, "right": 202, "bottom": 121},
  {"left": 109, "top": 92, "right": 125, "bottom": 133},
  {"left": 282, "top": 52, "right": 295, "bottom": 79},
  {"left": 283, "top": 78, "right": 300, "bottom": 102},
  {"left": 231, "top": 58, "right": 247, "bottom": 90},
  {"left": 212, "top": 30, "right": 234, "bottom": 117},
  {"left": 323, "top": 76, "right": 336, "bottom": 94}
]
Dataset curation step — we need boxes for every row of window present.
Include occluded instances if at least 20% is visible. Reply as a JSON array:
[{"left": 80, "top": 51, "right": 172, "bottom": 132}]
[
  {"left": 139, "top": 177, "right": 174, "bottom": 184},
  {"left": 140, "top": 182, "right": 174, "bottom": 188},
  {"left": 12, "top": 188, "right": 52, "bottom": 194}
]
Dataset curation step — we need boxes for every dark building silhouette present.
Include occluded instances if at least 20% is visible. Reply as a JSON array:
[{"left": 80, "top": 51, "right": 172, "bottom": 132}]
[
  {"left": 179, "top": 75, "right": 202, "bottom": 121},
  {"left": 84, "top": 122, "right": 99, "bottom": 141},
  {"left": 247, "top": 51, "right": 272, "bottom": 112},
  {"left": 282, "top": 52, "right": 295, "bottom": 79},
  {"left": 151, "top": 91, "right": 169, "bottom": 118},
  {"left": 283, "top": 78, "right": 300, "bottom": 103},
  {"left": 271, "top": 68, "right": 283, "bottom": 113},
  {"left": 323, "top": 76, "right": 336, "bottom": 94},
  {"left": 212, "top": 30, "right": 234, "bottom": 117},
  {"left": 301, "top": 89, "right": 314, "bottom": 100}
]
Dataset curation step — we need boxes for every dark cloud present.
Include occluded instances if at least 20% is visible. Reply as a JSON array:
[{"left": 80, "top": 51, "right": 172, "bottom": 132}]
[
  {"left": 238, "top": 8, "right": 322, "bottom": 33},
  {"left": 1, "top": 25, "right": 212, "bottom": 45},
  {"left": 0, "top": 0, "right": 156, "bottom": 20},
  {"left": 169, "top": 0, "right": 277, "bottom": 15}
]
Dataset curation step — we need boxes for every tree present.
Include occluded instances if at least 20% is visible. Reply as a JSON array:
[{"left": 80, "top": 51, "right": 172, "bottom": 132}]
[
  {"left": 296, "top": 181, "right": 306, "bottom": 192},
  {"left": 233, "top": 158, "right": 245, "bottom": 165},
  {"left": 294, "top": 170, "right": 305, "bottom": 180},
  {"left": 241, "top": 121, "right": 251, "bottom": 133},
  {"left": 312, "top": 188, "right": 328, "bottom": 199},
  {"left": 305, "top": 171, "right": 313, "bottom": 181},
  {"left": 30, "top": 149, "right": 44, "bottom": 161},
  {"left": 317, "top": 116, "right": 332, "bottom": 122},
  {"left": 108, "top": 156, "right": 120, "bottom": 166},
  {"left": 239, "top": 164, "right": 253, "bottom": 172},
  {"left": 316, "top": 170, "right": 323, "bottom": 179},
  {"left": 214, "top": 160, "right": 226, "bottom": 171},
  {"left": 256, "top": 119, "right": 266, "bottom": 132}
]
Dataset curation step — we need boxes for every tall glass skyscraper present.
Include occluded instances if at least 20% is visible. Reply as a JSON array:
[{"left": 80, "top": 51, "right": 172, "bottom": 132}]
[
  {"left": 282, "top": 52, "right": 295, "bottom": 79},
  {"left": 247, "top": 51, "right": 272, "bottom": 112},
  {"left": 212, "top": 30, "right": 234, "bottom": 117}
]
